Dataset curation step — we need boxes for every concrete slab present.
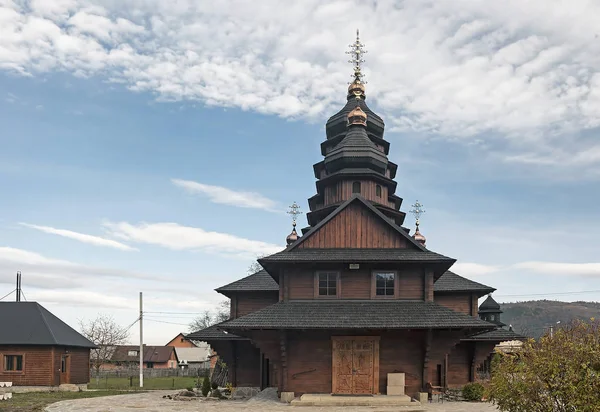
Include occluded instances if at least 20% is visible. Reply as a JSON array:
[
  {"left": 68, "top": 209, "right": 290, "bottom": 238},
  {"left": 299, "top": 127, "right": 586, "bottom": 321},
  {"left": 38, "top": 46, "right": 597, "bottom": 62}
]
[{"left": 291, "top": 393, "right": 423, "bottom": 408}]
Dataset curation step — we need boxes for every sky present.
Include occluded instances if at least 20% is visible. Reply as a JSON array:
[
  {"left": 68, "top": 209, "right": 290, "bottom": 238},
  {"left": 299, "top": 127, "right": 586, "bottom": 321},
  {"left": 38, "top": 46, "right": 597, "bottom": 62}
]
[{"left": 1, "top": 0, "right": 600, "bottom": 344}]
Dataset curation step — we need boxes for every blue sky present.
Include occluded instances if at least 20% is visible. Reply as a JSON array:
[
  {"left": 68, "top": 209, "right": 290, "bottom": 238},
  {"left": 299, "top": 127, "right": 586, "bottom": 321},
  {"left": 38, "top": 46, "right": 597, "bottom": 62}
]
[{"left": 1, "top": 0, "right": 600, "bottom": 344}]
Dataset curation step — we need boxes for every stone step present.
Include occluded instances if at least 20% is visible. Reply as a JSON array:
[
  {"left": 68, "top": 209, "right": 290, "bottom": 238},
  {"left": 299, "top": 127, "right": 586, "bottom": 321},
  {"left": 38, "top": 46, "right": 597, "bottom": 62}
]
[{"left": 291, "top": 394, "right": 423, "bottom": 408}]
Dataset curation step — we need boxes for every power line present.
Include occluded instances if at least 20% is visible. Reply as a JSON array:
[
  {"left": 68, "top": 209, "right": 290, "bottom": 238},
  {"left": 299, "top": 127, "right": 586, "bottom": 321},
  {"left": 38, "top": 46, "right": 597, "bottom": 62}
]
[
  {"left": 496, "top": 289, "right": 600, "bottom": 298},
  {"left": 145, "top": 318, "right": 190, "bottom": 327},
  {"left": 144, "top": 311, "right": 203, "bottom": 315},
  {"left": 0, "top": 289, "right": 16, "bottom": 301}
]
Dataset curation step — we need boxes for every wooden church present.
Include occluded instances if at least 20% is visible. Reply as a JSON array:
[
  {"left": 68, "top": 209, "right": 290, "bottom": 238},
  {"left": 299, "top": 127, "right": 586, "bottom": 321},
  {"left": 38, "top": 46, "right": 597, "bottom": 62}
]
[{"left": 187, "top": 33, "right": 524, "bottom": 399}]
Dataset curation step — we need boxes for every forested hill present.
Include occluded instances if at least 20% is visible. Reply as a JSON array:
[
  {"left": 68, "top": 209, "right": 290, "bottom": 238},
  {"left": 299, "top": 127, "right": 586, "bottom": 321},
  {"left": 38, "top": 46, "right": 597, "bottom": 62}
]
[{"left": 500, "top": 300, "right": 600, "bottom": 339}]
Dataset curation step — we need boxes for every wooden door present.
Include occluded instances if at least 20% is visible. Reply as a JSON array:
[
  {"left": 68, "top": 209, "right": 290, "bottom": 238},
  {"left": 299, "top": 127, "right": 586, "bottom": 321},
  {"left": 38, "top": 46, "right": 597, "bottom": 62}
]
[
  {"left": 60, "top": 355, "right": 70, "bottom": 384},
  {"left": 332, "top": 337, "right": 379, "bottom": 395}
]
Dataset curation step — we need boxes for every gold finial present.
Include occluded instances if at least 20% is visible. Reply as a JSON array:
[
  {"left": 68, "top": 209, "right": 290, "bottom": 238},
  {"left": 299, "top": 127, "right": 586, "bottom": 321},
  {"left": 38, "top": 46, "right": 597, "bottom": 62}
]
[
  {"left": 286, "top": 202, "right": 302, "bottom": 245},
  {"left": 409, "top": 200, "right": 426, "bottom": 246},
  {"left": 347, "top": 100, "right": 367, "bottom": 126},
  {"left": 346, "top": 29, "right": 367, "bottom": 98}
]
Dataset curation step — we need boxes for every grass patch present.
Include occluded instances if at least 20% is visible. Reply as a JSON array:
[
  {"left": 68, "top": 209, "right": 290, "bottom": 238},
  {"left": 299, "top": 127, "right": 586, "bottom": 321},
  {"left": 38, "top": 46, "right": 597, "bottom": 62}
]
[
  {"left": 4, "top": 390, "right": 135, "bottom": 412},
  {"left": 88, "top": 376, "right": 199, "bottom": 390}
]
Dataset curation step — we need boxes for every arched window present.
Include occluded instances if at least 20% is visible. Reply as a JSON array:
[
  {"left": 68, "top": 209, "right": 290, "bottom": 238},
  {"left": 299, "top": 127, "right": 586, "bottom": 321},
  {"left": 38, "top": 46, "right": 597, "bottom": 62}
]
[
  {"left": 352, "top": 181, "right": 361, "bottom": 194},
  {"left": 376, "top": 185, "right": 382, "bottom": 197}
]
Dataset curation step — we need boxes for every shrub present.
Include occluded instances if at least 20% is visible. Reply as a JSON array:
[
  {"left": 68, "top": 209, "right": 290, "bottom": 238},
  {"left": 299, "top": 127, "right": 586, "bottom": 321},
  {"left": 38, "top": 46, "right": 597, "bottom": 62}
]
[
  {"left": 211, "top": 381, "right": 219, "bottom": 390},
  {"left": 462, "top": 383, "right": 485, "bottom": 401},
  {"left": 201, "top": 376, "right": 211, "bottom": 397},
  {"left": 212, "top": 388, "right": 223, "bottom": 399},
  {"left": 186, "top": 386, "right": 194, "bottom": 392}
]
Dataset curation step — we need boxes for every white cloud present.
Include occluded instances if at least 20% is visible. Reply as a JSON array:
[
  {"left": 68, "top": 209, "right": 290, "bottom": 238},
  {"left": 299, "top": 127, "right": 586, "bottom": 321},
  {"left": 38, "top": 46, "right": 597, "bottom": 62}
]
[
  {"left": 103, "top": 221, "right": 282, "bottom": 259},
  {"left": 171, "top": 178, "right": 280, "bottom": 212},
  {"left": 513, "top": 261, "right": 600, "bottom": 277},
  {"left": 20, "top": 222, "right": 137, "bottom": 251},
  {"left": 1, "top": 1, "right": 600, "bottom": 174},
  {"left": 451, "top": 262, "right": 501, "bottom": 277},
  {"left": 0, "top": 246, "right": 160, "bottom": 286}
]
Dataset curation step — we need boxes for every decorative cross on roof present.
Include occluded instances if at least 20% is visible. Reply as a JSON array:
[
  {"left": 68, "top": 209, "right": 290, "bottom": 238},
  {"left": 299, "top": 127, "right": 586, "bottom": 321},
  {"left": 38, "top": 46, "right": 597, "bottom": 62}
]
[
  {"left": 346, "top": 29, "right": 367, "bottom": 84},
  {"left": 287, "top": 201, "right": 302, "bottom": 227},
  {"left": 409, "top": 200, "right": 425, "bottom": 226}
]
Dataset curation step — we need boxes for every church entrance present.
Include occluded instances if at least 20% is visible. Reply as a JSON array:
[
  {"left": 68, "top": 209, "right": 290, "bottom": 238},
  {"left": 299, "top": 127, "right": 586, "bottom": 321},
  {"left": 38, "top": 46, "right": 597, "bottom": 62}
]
[{"left": 331, "top": 336, "right": 380, "bottom": 395}]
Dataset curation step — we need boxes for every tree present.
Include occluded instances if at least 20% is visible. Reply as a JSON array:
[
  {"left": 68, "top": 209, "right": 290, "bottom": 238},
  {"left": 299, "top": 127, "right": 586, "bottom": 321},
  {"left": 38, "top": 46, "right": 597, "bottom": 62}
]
[
  {"left": 487, "top": 319, "right": 600, "bottom": 412},
  {"left": 247, "top": 253, "right": 267, "bottom": 275},
  {"left": 188, "top": 300, "right": 230, "bottom": 332},
  {"left": 79, "top": 314, "right": 131, "bottom": 376}
]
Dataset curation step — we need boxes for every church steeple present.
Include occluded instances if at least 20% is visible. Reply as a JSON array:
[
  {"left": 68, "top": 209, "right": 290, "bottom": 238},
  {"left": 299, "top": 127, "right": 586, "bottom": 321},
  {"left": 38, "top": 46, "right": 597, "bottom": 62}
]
[
  {"left": 303, "top": 31, "right": 406, "bottom": 233},
  {"left": 478, "top": 295, "right": 505, "bottom": 327}
]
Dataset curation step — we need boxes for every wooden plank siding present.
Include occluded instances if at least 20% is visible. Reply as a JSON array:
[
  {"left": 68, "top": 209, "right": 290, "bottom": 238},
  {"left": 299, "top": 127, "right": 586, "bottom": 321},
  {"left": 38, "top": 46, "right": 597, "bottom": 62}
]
[
  {"left": 0, "top": 345, "right": 90, "bottom": 386},
  {"left": 297, "top": 203, "right": 407, "bottom": 249},
  {"left": 446, "top": 342, "right": 471, "bottom": 388},
  {"left": 434, "top": 294, "right": 472, "bottom": 315},
  {"left": 324, "top": 180, "right": 394, "bottom": 208},
  {"left": 233, "top": 292, "right": 279, "bottom": 318},
  {"left": 285, "top": 268, "right": 424, "bottom": 300}
]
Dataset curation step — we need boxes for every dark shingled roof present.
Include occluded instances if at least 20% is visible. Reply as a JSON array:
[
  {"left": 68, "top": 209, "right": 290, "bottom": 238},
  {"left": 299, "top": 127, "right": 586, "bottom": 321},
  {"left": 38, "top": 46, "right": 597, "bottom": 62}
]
[
  {"left": 186, "top": 323, "right": 247, "bottom": 341},
  {"left": 462, "top": 327, "right": 527, "bottom": 342},
  {"left": 434, "top": 271, "right": 496, "bottom": 295},
  {"left": 221, "top": 300, "right": 495, "bottom": 330},
  {"left": 260, "top": 248, "right": 454, "bottom": 263},
  {"left": 215, "top": 270, "right": 279, "bottom": 294},
  {"left": 0, "top": 302, "right": 96, "bottom": 348},
  {"left": 110, "top": 345, "right": 175, "bottom": 363},
  {"left": 479, "top": 295, "right": 501, "bottom": 313}
]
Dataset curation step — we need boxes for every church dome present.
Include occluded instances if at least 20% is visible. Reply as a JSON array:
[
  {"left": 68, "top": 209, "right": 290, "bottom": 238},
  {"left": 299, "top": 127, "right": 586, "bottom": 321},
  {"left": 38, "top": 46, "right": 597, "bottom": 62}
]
[
  {"left": 286, "top": 225, "right": 299, "bottom": 245},
  {"left": 412, "top": 227, "right": 426, "bottom": 246},
  {"left": 479, "top": 295, "right": 501, "bottom": 313},
  {"left": 347, "top": 104, "right": 367, "bottom": 126}
]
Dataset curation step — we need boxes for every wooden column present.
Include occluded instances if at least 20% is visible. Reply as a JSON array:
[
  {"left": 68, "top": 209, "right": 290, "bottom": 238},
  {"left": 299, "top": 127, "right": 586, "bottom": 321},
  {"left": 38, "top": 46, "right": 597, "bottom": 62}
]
[
  {"left": 230, "top": 341, "right": 237, "bottom": 387},
  {"left": 422, "top": 329, "right": 432, "bottom": 390},
  {"left": 279, "top": 330, "right": 288, "bottom": 392}
]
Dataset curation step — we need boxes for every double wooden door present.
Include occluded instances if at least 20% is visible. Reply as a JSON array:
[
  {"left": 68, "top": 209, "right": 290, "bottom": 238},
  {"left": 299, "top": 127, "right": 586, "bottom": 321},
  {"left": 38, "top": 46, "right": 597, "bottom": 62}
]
[{"left": 332, "top": 336, "right": 380, "bottom": 395}]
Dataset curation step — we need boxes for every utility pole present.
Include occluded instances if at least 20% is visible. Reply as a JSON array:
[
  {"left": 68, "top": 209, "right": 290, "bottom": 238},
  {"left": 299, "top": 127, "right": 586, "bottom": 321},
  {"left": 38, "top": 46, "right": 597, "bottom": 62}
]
[
  {"left": 16, "top": 272, "right": 21, "bottom": 302},
  {"left": 549, "top": 325, "right": 553, "bottom": 339},
  {"left": 139, "top": 292, "right": 144, "bottom": 388}
]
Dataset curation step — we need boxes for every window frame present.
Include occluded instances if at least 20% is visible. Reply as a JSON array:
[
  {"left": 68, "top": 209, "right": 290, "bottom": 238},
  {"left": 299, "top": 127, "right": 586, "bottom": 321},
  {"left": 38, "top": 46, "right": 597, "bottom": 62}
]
[
  {"left": 371, "top": 271, "right": 398, "bottom": 298},
  {"left": 352, "top": 181, "right": 361, "bottom": 194},
  {"left": 375, "top": 184, "right": 382, "bottom": 197},
  {"left": 3, "top": 354, "right": 24, "bottom": 373},
  {"left": 314, "top": 271, "right": 341, "bottom": 299}
]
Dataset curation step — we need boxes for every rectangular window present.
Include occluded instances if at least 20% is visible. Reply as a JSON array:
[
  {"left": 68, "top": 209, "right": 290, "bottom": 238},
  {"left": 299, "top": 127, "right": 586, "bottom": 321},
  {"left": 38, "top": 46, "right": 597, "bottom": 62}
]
[
  {"left": 317, "top": 272, "right": 338, "bottom": 297},
  {"left": 375, "top": 272, "right": 395, "bottom": 296},
  {"left": 4, "top": 355, "right": 23, "bottom": 371},
  {"left": 128, "top": 350, "right": 138, "bottom": 356}
]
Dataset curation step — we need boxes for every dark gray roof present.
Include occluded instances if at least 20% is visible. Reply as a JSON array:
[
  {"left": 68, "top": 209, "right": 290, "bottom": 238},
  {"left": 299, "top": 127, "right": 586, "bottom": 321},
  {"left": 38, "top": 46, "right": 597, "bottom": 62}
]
[
  {"left": 0, "top": 302, "right": 96, "bottom": 348},
  {"left": 462, "top": 327, "right": 527, "bottom": 342},
  {"left": 186, "top": 323, "right": 247, "bottom": 341},
  {"left": 434, "top": 271, "right": 496, "bottom": 295},
  {"left": 222, "top": 300, "right": 495, "bottom": 330},
  {"left": 260, "top": 248, "right": 454, "bottom": 263},
  {"left": 479, "top": 295, "right": 501, "bottom": 313},
  {"left": 215, "top": 270, "right": 279, "bottom": 294}
]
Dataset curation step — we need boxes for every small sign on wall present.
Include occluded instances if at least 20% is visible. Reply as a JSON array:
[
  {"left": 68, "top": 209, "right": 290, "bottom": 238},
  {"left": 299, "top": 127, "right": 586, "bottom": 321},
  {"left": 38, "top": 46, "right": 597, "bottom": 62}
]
[{"left": 349, "top": 264, "right": 360, "bottom": 270}]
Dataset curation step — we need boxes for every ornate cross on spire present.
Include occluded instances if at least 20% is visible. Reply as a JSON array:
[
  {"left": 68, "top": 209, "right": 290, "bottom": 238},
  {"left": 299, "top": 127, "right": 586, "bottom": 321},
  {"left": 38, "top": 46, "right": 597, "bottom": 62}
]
[
  {"left": 346, "top": 29, "right": 367, "bottom": 84},
  {"left": 409, "top": 200, "right": 426, "bottom": 227},
  {"left": 287, "top": 201, "right": 302, "bottom": 228}
]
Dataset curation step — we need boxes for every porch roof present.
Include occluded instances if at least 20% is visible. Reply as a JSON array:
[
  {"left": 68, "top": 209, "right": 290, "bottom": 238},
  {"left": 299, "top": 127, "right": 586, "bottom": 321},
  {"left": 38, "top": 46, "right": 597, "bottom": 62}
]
[
  {"left": 186, "top": 322, "right": 248, "bottom": 341},
  {"left": 221, "top": 300, "right": 495, "bottom": 330},
  {"left": 462, "top": 327, "right": 527, "bottom": 342},
  {"left": 434, "top": 271, "right": 496, "bottom": 295},
  {"left": 259, "top": 248, "right": 455, "bottom": 263}
]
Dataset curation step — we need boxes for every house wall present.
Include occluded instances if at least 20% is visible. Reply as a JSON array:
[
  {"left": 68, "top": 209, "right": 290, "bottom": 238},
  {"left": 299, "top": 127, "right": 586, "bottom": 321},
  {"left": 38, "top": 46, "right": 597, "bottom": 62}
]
[
  {"left": 434, "top": 294, "right": 479, "bottom": 316},
  {"left": 323, "top": 180, "right": 395, "bottom": 209},
  {"left": 232, "top": 292, "right": 278, "bottom": 318},
  {"left": 285, "top": 267, "right": 425, "bottom": 300},
  {"left": 208, "top": 340, "right": 262, "bottom": 388},
  {"left": 297, "top": 202, "right": 407, "bottom": 249},
  {"left": 0, "top": 345, "right": 90, "bottom": 386},
  {"left": 446, "top": 342, "right": 471, "bottom": 388},
  {"left": 166, "top": 334, "right": 197, "bottom": 348}
]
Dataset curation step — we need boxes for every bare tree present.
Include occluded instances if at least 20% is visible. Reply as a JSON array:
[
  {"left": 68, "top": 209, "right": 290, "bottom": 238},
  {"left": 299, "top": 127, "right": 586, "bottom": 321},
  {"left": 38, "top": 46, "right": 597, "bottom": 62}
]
[
  {"left": 188, "top": 300, "right": 230, "bottom": 332},
  {"left": 247, "top": 253, "right": 268, "bottom": 275},
  {"left": 79, "top": 314, "right": 131, "bottom": 376}
]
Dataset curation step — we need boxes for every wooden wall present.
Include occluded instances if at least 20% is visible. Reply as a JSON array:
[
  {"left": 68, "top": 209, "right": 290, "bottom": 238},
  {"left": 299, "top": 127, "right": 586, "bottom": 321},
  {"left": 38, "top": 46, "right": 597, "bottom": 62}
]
[
  {"left": 232, "top": 292, "right": 279, "bottom": 318},
  {"left": 434, "top": 294, "right": 471, "bottom": 315},
  {"left": 446, "top": 342, "right": 471, "bottom": 388},
  {"left": 0, "top": 345, "right": 90, "bottom": 386},
  {"left": 323, "top": 180, "right": 394, "bottom": 208},
  {"left": 284, "top": 268, "right": 424, "bottom": 300},
  {"left": 297, "top": 203, "right": 407, "bottom": 249},
  {"left": 235, "top": 341, "right": 262, "bottom": 387}
]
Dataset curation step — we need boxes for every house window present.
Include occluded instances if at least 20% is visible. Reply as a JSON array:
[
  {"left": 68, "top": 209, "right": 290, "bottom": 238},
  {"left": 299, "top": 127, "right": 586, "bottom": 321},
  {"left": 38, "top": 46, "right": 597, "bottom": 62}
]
[
  {"left": 61, "top": 356, "right": 67, "bottom": 373},
  {"left": 490, "top": 315, "right": 495, "bottom": 321},
  {"left": 376, "top": 185, "right": 382, "bottom": 197},
  {"left": 352, "top": 181, "right": 361, "bottom": 194},
  {"left": 128, "top": 350, "right": 138, "bottom": 357},
  {"left": 374, "top": 272, "right": 395, "bottom": 296},
  {"left": 317, "top": 272, "right": 338, "bottom": 297},
  {"left": 146, "top": 362, "right": 154, "bottom": 369},
  {"left": 4, "top": 355, "right": 23, "bottom": 371}
]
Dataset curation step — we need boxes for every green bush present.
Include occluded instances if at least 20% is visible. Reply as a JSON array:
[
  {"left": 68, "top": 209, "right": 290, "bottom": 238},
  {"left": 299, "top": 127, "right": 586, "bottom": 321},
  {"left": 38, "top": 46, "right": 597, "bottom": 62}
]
[
  {"left": 462, "top": 383, "right": 484, "bottom": 401},
  {"left": 201, "top": 377, "right": 211, "bottom": 397},
  {"left": 186, "top": 386, "right": 194, "bottom": 392},
  {"left": 211, "top": 381, "right": 218, "bottom": 390}
]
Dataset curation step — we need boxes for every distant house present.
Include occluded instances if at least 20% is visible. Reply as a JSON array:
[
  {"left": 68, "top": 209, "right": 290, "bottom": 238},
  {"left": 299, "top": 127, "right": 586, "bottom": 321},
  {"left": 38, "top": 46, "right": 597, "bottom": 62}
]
[
  {"left": 166, "top": 333, "right": 211, "bottom": 369},
  {"left": 166, "top": 333, "right": 197, "bottom": 348},
  {"left": 107, "top": 345, "right": 177, "bottom": 369},
  {"left": 0, "top": 302, "right": 96, "bottom": 386}
]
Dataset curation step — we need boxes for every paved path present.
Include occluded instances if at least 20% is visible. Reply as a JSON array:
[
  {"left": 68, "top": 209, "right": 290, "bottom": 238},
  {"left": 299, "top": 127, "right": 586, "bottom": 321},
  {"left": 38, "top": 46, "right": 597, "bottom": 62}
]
[{"left": 45, "top": 390, "right": 499, "bottom": 412}]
